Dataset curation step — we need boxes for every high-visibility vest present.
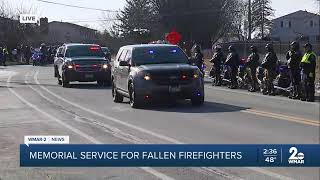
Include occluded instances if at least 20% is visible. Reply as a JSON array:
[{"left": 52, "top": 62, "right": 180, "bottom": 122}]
[{"left": 301, "top": 52, "right": 317, "bottom": 64}]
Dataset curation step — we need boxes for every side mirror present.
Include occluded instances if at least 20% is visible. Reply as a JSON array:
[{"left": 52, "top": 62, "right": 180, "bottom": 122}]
[{"left": 119, "top": 61, "right": 129, "bottom": 66}]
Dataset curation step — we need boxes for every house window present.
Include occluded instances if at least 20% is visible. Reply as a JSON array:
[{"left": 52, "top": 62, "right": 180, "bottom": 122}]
[
  {"left": 310, "top": 20, "right": 313, "bottom": 27},
  {"left": 280, "top": 21, "right": 283, "bottom": 28},
  {"left": 288, "top": 21, "right": 291, "bottom": 28}
]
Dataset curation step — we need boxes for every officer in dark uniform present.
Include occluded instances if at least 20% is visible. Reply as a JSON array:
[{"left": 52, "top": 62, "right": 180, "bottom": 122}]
[
  {"left": 286, "top": 41, "right": 302, "bottom": 99},
  {"left": 300, "top": 43, "right": 317, "bottom": 102},
  {"left": 261, "top": 43, "right": 278, "bottom": 96},
  {"left": 225, "top": 45, "right": 240, "bottom": 89},
  {"left": 194, "top": 44, "right": 204, "bottom": 76},
  {"left": 246, "top": 45, "right": 260, "bottom": 92},
  {"left": 210, "top": 45, "right": 224, "bottom": 86}
]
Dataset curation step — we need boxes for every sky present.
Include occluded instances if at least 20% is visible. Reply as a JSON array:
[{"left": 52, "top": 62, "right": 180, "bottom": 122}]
[{"left": 3, "top": 0, "right": 320, "bottom": 31}]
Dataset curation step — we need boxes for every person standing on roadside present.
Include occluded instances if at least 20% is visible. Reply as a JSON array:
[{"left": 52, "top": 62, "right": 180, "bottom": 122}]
[
  {"left": 286, "top": 41, "right": 303, "bottom": 99},
  {"left": 225, "top": 45, "right": 240, "bottom": 89},
  {"left": 2, "top": 46, "right": 8, "bottom": 66},
  {"left": 193, "top": 44, "right": 204, "bottom": 76},
  {"left": 210, "top": 45, "right": 224, "bottom": 86},
  {"left": 24, "top": 45, "right": 32, "bottom": 65},
  {"left": 0, "top": 47, "right": 3, "bottom": 65},
  {"left": 246, "top": 45, "right": 260, "bottom": 92},
  {"left": 261, "top": 43, "right": 278, "bottom": 96},
  {"left": 300, "top": 43, "right": 317, "bottom": 102}
]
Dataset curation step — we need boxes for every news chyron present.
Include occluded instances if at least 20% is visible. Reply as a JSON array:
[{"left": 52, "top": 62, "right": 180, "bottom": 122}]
[{"left": 20, "top": 136, "right": 319, "bottom": 167}]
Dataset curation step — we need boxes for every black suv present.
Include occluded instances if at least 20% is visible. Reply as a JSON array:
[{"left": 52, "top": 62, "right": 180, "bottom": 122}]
[
  {"left": 111, "top": 44, "right": 204, "bottom": 108},
  {"left": 54, "top": 44, "right": 111, "bottom": 87}
]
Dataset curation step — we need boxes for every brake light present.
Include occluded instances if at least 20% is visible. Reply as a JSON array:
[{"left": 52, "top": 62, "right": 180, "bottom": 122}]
[
  {"left": 92, "top": 64, "right": 98, "bottom": 68},
  {"left": 75, "top": 64, "right": 80, "bottom": 68},
  {"left": 181, "top": 74, "right": 188, "bottom": 80},
  {"left": 90, "top": 46, "right": 100, "bottom": 51}
]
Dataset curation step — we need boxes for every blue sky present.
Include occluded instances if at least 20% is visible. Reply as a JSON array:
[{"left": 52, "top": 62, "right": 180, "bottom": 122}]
[{"left": 4, "top": 0, "right": 320, "bottom": 31}]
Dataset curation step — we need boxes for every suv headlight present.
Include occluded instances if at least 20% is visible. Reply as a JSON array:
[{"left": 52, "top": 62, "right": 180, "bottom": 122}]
[
  {"left": 102, "top": 64, "right": 109, "bottom": 69},
  {"left": 144, "top": 74, "right": 152, "bottom": 81},
  {"left": 138, "top": 71, "right": 152, "bottom": 81}
]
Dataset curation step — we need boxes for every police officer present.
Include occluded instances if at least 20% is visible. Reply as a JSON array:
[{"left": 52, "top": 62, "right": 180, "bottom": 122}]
[
  {"left": 2, "top": 46, "right": 8, "bottom": 66},
  {"left": 225, "top": 45, "right": 240, "bottom": 89},
  {"left": 286, "top": 41, "right": 303, "bottom": 99},
  {"left": 261, "top": 43, "right": 278, "bottom": 96},
  {"left": 194, "top": 44, "right": 204, "bottom": 76},
  {"left": 300, "top": 43, "right": 317, "bottom": 102},
  {"left": 246, "top": 45, "right": 260, "bottom": 92},
  {"left": 210, "top": 45, "right": 224, "bottom": 86}
]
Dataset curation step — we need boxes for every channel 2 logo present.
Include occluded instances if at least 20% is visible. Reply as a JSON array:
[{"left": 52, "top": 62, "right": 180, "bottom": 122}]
[{"left": 288, "top": 147, "right": 304, "bottom": 165}]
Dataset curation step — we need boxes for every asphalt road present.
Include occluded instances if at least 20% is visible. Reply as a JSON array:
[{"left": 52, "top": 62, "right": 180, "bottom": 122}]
[{"left": 0, "top": 65, "right": 319, "bottom": 180}]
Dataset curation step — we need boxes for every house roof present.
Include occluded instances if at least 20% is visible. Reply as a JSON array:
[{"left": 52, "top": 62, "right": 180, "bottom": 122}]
[
  {"left": 273, "top": 10, "right": 320, "bottom": 21},
  {"left": 49, "top": 21, "right": 98, "bottom": 32}
]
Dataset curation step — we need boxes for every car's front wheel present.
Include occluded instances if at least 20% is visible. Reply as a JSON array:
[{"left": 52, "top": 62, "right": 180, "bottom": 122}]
[
  {"left": 129, "top": 83, "right": 141, "bottom": 108},
  {"left": 112, "top": 81, "right": 123, "bottom": 103},
  {"left": 62, "top": 73, "right": 70, "bottom": 88}
]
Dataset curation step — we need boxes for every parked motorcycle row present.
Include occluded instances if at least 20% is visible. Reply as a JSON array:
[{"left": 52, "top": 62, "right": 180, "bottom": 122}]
[
  {"left": 209, "top": 61, "right": 293, "bottom": 96},
  {"left": 204, "top": 42, "right": 317, "bottom": 102}
]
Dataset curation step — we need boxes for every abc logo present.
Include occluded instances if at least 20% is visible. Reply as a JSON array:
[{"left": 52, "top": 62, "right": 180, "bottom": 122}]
[{"left": 297, "top": 153, "right": 304, "bottom": 160}]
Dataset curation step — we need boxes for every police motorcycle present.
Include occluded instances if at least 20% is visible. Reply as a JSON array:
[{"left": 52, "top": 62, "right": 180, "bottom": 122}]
[
  {"left": 256, "top": 60, "right": 292, "bottom": 96},
  {"left": 32, "top": 49, "right": 43, "bottom": 66},
  {"left": 273, "top": 61, "right": 293, "bottom": 96},
  {"left": 237, "top": 57, "right": 250, "bottom": 89}
]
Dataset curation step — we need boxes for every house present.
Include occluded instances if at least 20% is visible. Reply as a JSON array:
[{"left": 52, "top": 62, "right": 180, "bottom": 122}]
[
  {"left": 45, "top": 21, "right": 99, "bottom": 44},
  {"left": 271, "top": 10, "right": 320, "bottom": 43}
]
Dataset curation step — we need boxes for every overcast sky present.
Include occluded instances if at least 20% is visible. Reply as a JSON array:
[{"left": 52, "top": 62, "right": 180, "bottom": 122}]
[{"left": 4, "top": 0, "right": 320, "bottom": 31}]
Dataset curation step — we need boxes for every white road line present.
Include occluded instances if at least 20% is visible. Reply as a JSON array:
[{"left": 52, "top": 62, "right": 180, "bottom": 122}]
[
  {"left": 34, "top": 70, "right": 296, "bottom": 180},
  {"left": 7, "top": 73, "right": 175, "bottom": 180},
  {"left": 25, "top": 73, "right": 148, "bottom": 144},
  {"left": 34, "top": 71, "right": 182, "bottom": 145},
  {"left": 33, "top": 70, "right": 241, "bottom": 179}
]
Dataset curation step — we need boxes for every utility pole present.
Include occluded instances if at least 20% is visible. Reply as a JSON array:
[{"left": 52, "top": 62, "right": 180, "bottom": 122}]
[
  {"left": 261, "top": 0, "right": 265, "bottom": 39},
  {"left": 248, "top": 0, "right": 252, "bottom": 40}
]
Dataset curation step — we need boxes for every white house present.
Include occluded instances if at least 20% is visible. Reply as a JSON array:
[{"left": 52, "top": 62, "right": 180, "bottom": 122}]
[{"left": 271, "top": 10, "right": 320, "bottom": 43}]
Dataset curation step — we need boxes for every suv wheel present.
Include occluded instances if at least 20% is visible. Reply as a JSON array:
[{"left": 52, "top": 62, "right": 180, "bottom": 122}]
[
  {"left": 112, "top": 81, "right": 123, "bottom": 103},
  {"left": 58, "top": 78, "right": 62, "bottom": 85},
  {"left": 191, "top": 94, "right": 204, "bottom": 106},
  {"left": 129, "top": 83, "right": 140, "bottom": 108},
  {"left": 62, "top": 73, "right": 70, "bottom": 88}
]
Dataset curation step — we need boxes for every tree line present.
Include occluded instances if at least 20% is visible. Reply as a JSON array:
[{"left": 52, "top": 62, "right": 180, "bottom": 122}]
[{"left": 110, "top": 0, "right": 275, "bottom": 47}]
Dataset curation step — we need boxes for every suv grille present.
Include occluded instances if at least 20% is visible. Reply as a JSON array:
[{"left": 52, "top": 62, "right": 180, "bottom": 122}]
[
  {"left": 73, "top": 61, "right": 103, "bottom": 72},
  {"left": 151, "top": 71, "right": 193, "bottom": 85}
]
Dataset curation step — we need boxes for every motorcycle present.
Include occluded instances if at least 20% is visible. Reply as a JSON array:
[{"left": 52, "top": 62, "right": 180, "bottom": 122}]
[
  {"left": 256, "top": 64, "right": 292, "bottom": 96},
  {"left": 32, "top": 50, "right": 43, "bottom": 66},
  {"left": 273, "top": 65, "right": 292, "bottom": 96}
]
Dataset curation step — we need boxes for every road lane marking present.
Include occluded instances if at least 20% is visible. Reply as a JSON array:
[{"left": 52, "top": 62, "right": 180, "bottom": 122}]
[
  {"left": 27, "top": 74, "right": 241, "bottom": 180},
  {"left": 24, "top": 73, "right": 149, "bottom": 145},
  {"left": 205, "top": 85, "right": 319, "bottom": 127},
  {"left": 33, "top": 69, "right": 296, "bottom": 180},
  {"left": 242, "top": 109, "right": 320, "bottom": 127},
  {"left": 7, "top": 73, "right": 175, "bottom": 180},
  {"left": 205, "top": 85, "right": 319, "bottom": 105}
]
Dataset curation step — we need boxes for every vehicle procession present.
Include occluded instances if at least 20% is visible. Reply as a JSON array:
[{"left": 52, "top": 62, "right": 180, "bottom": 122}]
[{"left": 2, "top": 38, "right": 316, "bottom": 108}]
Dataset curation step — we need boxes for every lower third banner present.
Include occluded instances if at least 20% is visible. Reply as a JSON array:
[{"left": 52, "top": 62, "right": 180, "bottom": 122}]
[{"left": 20, "top": 144, "right": 320, "bottom": 167}]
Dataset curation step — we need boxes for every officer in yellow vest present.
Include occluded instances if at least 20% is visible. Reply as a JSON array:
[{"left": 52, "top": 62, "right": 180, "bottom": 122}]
[{"left": 300, "top": 43, "right": 317, "bottom": 102}]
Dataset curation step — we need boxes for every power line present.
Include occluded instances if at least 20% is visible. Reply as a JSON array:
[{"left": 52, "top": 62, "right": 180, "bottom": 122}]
[
  {"left": 66, "top": 19, "right": 120, "bottom": 23},
  {"left": 36, "top": 0, "right": 119, "bottom": 13}
]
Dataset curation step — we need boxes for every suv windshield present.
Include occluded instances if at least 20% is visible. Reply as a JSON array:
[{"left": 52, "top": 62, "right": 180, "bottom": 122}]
[
  {"left": 65, "top": 45, "right": 104, "bottom": 58},
  {"left": 132, "top": 47, "right": 188, "bottom": 66}
]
